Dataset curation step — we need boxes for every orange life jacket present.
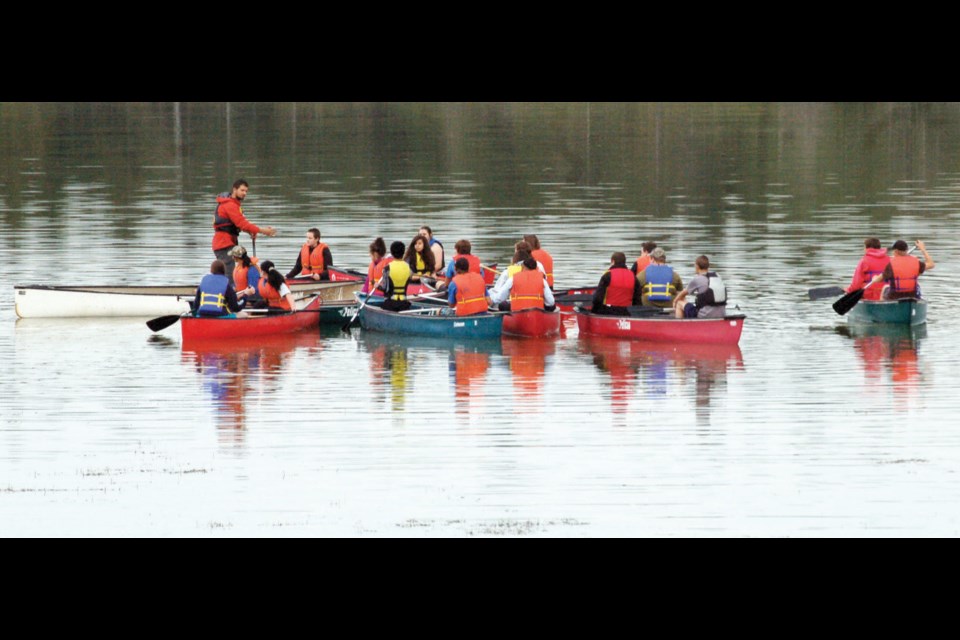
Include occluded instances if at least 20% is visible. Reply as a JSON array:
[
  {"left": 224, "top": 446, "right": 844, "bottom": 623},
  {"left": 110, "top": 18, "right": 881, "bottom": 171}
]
[
  {"left": 259, "top": 279, "right": 291, "bottom": 310},
  {"left": 890, "top": 254, "right": 921, "bottom": 294},
  {"left": 300, "top": 242, "right": 329, "bottom": 276},
  {"left": 634, "top": 254, "right": 652, "bottom": 273},
  {"left": 531, "top": 249, "right": 554, "bottom": 288},
  {"left": 232, "top": 257, "right": 260, "bottom": 291},
  {"left": 510, "top": 268, "right": 546, "bottom": 311},
  {"left": 605, "top": 267, "right": 637, "bottom": 307},
  {"left": 452, "top": 272, "right": 488, "bottom": 316}
]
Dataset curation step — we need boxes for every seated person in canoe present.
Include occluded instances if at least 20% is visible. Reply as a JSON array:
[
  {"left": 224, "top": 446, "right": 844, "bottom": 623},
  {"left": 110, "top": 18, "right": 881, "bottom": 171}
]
[
  {"left": 195, "top": 260, "right": 247, "bottom": 318},
  {"left": 637, "top": 247, "right": 683, "bottom": 309},
  {"left": 524, "top": 234, "right": 554, "bottom": 289},
  {"left": 448, "top": 258, "right": 493, "bottom": 316},
  {"left": 880, "top": 239, "right": 935, "bottom": 300},
  {"left": 441, "top": 239, "right": 484, "bottom": 289},
  {"left": 672, "top": 255, "right": 728, "bottom": 319},
  {"left": 259, "top": 261, "right": 298, "bottom": 312},
  {"left": 845, "top": 237, "right": 890, "bottom": 301},
  {"left": 230, "top": 245, "right": 265, "bottom": 309},
  {"left": 378, "top": 241, "right": 414, "bottom": 312},
  {"left": 591, "top": 252, "right": 641, "bottom": 316},
  {"left": 489, "top": 257, "right": 556, "bottom": 312},
  {"left": 405, "top": 233, "right": 437, "bottom": 285},
  {"left": 491, "top": 241, "right": 547, "bottom": 295},
  {"left": 286, "top": 228, "right": 333, "bottom": 281},
  {"left": 631, "top": 241, "right": 657, "bottom": 275},
  {"left": 364, "top": 237, "right": 392, "bottom": 294},
  {"left": 419, "top": 225, "right": 445, "bottom": 275}
]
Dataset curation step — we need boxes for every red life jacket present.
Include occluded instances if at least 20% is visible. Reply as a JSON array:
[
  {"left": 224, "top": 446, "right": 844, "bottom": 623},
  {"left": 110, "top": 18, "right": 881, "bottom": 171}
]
[
  {"left": 890, "top": 254, "right": 921, "bottom": 294},
  {"left": 604, "top": 267, "right": 636, "bottom": 307},
  {"left": 531, "top": 249, "right": 554, "bottom": 288},
  {"left": 232, "top": 257, "right": 259, "bottom": 290},
  {"left": 300, "top": 242, "right": 329, "bottom": 276},
  {"left": 510, "top": 269, "right": 546, "bottom": 311},
  {"left": 260, "top": 279, "right": 291, "bottom": 310},
  {"left": 452, "top": 272, "right": 488, "bottom": 316},
  {"left": 853, "top": 248, "right": 890, "bottom": 301}
]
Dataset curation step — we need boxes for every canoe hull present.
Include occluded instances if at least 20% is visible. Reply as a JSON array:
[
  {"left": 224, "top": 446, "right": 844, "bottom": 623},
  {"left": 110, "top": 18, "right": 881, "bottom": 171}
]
[
  {"left": 554, "top": 286, "right": 597, "bottom": 313},
  {"left": 14, "top": 280, "right": 359, "bottom": 318},
  {"left": 359, "top": 304, "right": 503, "bottom": 339},
  {"left": 848, "top": 299, "right": 927, "bottom": 326},
  {"left": 502, "top": 308, "right": 562, "bottom": 338},
  {"left": 575, "top": 308, "right": 745, "bottom": 345},
  {"left": 180, "top": 296, "right": 321, "bottom": 341}
]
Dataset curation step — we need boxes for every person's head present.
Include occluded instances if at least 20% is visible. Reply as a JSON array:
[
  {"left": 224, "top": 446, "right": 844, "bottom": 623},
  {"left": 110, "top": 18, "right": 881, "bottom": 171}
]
[
  {"left": 513, "top": 241, "right": 532, "bottom": 263},
  {"left": 230, "top": 245, "right": 251, "bottom": 268},
  {"left": 651, "top": 247, "right": 667, "bottom": 264},
  {"left": 890, "top": 239, "right": 909, "bottom": 254},
  {"left": 641, "top": 241, "right": 657, "bottom": 255},
  {"left": 864, "top": 237, "right": 882, "bottom": 250},
  {"left": 455, "top": 257, "right": 470, "bottom": 274},
  {"left": 695, "top": 255, "right": 710, "bottom": 272},
  {"left": 211, "top": 260, "right": 226, "bottom": 275},
  {"left": 419, "top": 225, "right": 433, "bottom": 240},
  {"left": 390, "top": 241, "right": 405, "bottom": 259},
  {"left": 522, "top": 256, "right": 538, "bottom": 270},
  {"left": 406, "top": 234, "right": 435, "bottom": 269},
  {"left": 266, "top": 266, "right": 285, "bottom": 290},
  {"left": 231, "top": 179, "right": 249, "bottom": 200},
  {"left": 369, "top": 237, "right": 387, "bottom": 260},
  {"left": 610, "top": 252, "right": 627, "bottom": 268},
  {"left": 259, "top": 260, "right": 275, "bottom": 274},
  {"left": 306, "top": 228, "right": 321, "bottom": 248},
  {"left": 523, "top": 234, "right": 541, "bottom": 251},
  {"left": 454, "top": 239, "right": 472, "bottom": 255}
]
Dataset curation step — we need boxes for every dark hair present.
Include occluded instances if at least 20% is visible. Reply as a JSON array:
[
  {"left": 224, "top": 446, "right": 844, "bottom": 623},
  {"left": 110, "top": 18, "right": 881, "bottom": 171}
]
[
  {"left": 523, "top": 234, "right": 540, "bottom": 250},
  {"left": 308, "top": 228, "right": 321, "bottom": 240},
  {"left": 513, "top": 241, "right": 532, "bottom": 264},
  {"left": 239, "top": 253, "right": 252, "bottom": 268},
  {"left": 259, "top": 260, "right": 275, "bottom": 273},
  {"left": 865, "top": 237, "right": 881, "bottom": 250},
  {"left": 232, "top": 179, "right": 249, "bottom": 190},
  {"left": 454, "top": 239, "right": 472, "bottom": 255},
  {"left": 522, "top": 257, "right": 538, "bottom": 270},
  {"left": 419, "top": 225, "right": 433, "bottom": 237},
  {"left": 390, "top": 241, "right": 405, "bottom": 259},
  {"left": 211, "top": 260, "right": 226, "bottom": 275},
  {"left": 891, "top": 239, "right": 909, "bottom": 252},
  {"left": 266, "top": 267, "right": 285, "bottom": 290},
  {"left": 405, "top": 234, "right": 436, "bottom": 272},
  {"left": 454, "top": 257, "right": 470, "bottom": 273},
  {"left": 610, "top": 252, "right": 627, "bottom": 267},
  {"left": 695, "top": 255, "right": 710, "bottom": 270},
  {"left": 642, "top": 241, "right": 657, "bottom": 254},
  {"left": 369, "top": 237, "right": 387, "bottom": 257}
]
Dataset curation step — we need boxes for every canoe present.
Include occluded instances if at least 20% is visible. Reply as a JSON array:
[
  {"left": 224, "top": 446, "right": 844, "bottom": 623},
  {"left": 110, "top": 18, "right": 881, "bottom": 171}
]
[
  {"left": 13, "top": 279, "right": 360, "bottom": 318},
  {"left": 180, "top": 295, "right": 321, "bottom": 341},
  {"left": 554, "top": 286, "right": 596, "bottom": 313},
  {"left": 847, "top": 298, "right": 927, "bottom": 326},
  {"left": 359, "top": 304, "right": 503, "bottom": 339},
  {"left": 502, "top": 308, "right": 562, "bottom": 338},
  {"left": 575, "top": 308, "right": 746, "bottom": 345}
]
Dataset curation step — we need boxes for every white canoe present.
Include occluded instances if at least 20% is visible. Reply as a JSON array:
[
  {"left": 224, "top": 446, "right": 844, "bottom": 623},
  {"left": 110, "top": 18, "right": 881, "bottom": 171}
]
[{"left": 14, "top": 280, "right": 362, "bottom": 318}]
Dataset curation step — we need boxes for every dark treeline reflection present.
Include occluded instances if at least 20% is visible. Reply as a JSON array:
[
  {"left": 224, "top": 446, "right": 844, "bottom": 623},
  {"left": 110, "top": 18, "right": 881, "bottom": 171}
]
[{"left": 2, "top": 102, "right": 958, "bottom": 231}]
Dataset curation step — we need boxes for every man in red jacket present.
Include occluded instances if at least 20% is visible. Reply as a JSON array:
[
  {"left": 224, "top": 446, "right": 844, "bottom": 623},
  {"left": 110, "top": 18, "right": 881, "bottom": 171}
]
[
  {"left": 846, "top": 237, "right": 890, "bottom": 302},
  {"left": 212, "top": 179, "right": 277, "bottom": 284}
]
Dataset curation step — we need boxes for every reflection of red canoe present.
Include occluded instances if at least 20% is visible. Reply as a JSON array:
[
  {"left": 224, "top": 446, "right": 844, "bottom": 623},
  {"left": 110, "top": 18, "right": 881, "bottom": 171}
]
[
  {"left": 182, "top": 329, "right": 323, "bottom": 355},
  {"left": 502, "top": 308, "right": 562, "bottom": 338},
  {"left": 181, "top": 296, "right": 321, "bottom": 341},
  {"left": 578, "top": 334, "right": 744, "bottom": 368},
  {"left": 576, "top": 308, "right": 745, "bottom": 345}
]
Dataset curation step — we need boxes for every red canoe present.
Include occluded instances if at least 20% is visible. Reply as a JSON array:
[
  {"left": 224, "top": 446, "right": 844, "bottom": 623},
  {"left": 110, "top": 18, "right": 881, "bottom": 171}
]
[
  {"left": 554, "top": 286, "right": 597, "bottom": 313},
  {"left": 181, "top": 296, "right": 321, "bottom": 341},
  {"left": 575, "top": 308, "right": 745, "bottom": 345},
  {"left": 502, "top": 308, "right": 562, "bottom": 338}
]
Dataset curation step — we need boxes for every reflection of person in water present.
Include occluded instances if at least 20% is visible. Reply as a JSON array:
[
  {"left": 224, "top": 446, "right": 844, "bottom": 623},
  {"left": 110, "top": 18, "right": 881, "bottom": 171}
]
[
  {"left": 368, "top": 342, "right": 410, "bottom": 413},
  {"left": 502, "top": 337, "right": 555, "bottom": 413},
  {"left": 850, "top": 327, "right": 923, "bottom": 405},
  {"left": 449, "top": 348, "right": 490, "bottom": 416}
]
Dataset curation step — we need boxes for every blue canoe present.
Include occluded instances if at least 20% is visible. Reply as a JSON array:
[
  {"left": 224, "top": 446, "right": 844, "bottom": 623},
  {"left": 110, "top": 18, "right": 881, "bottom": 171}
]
[
  {"left": 848, "top": 298, "right": 927, "bottom": 326},
  {"left": 358, "top": 303, "right": 503, "bottom": 338}
]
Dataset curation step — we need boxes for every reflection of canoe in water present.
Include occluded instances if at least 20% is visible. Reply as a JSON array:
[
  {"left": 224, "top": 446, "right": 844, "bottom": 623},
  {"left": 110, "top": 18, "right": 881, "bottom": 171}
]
[
  {"left": 578, "top": 334, "right": 744, "bottom": 368},
  {"left": 13, "top": 278, "right": 360, "bottom": 318},
  {"left": 182, "top": 329, "right": 322, "bottom": 356},
  {"left": 359, "top": 304, "right": 503, "bottom": 339},
  {"left": 848, "top": 298, "right": 927, "bottom": 326},
  {"left": 359, "top": 329, "right": 503, "bottom": 355},
  {"left": 575, "top": 308, "right": 746, "bottom": 345},
  {"left": 836, "top": 321, "right": 928, "bottom": 341},
  {"left": 502, "top": 308, "right": 561, "bottom": 338},
  {"left": 181, "top": 296, "right": 321, "bottom": 342}
]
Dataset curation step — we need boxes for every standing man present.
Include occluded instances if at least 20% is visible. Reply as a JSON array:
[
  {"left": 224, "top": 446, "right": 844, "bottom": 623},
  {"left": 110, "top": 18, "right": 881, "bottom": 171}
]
[
  {"left": 286, "top": 228, "right": 334, "bottom": 280},
  {"left": 213, "top": 179, "right": 277, "bottom": 283}
]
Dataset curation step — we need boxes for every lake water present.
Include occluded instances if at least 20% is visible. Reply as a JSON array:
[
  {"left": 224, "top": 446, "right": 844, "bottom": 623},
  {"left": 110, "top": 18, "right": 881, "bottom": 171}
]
[{"left": 3, "top": 102, "right": 960, "bottom": 536}]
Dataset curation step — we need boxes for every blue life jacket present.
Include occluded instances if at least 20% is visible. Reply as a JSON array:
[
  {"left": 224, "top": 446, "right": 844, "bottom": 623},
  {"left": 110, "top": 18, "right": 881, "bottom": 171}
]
[
  {"left": 643, "top": 265, "right": 676, "bottom": 302},
  {"left": 197, "top": 273, "right": 231, "bottom": 316}
]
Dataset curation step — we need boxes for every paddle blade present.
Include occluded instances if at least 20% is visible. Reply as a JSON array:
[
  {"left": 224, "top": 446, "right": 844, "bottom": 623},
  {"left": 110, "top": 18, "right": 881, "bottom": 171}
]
[
  {"left": 809, "top": 286, "right": 846, "bottom": 300},
  {"left": 146, "top": 314, "right": 182, "bottom": 332},
  {"left": 832, "top": 288, "right": 865, "bottom": 315}
]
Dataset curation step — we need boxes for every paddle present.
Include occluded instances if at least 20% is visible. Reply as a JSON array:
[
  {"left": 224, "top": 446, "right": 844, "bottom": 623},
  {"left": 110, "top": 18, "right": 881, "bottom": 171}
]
[
  {"left": 343, "top": 275, "right": 384, "bottom": 333},
  {"left": 146, "top": 312, "right": 188, "bottom": 332},
  {"left": 808, "top": 286, "right": 846, "bottom": 300},
  {"left": 833, "top": 277, "right": 883, "bottom": 315}
]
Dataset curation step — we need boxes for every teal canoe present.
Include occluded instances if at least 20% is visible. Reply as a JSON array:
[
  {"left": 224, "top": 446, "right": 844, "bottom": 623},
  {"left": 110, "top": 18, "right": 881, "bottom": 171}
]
[
  {"left": 358, "top": 304, "right": 503, "bottom": 338},
  {"left": 848, "top": 298, "right": 927, "bottom": 326}
]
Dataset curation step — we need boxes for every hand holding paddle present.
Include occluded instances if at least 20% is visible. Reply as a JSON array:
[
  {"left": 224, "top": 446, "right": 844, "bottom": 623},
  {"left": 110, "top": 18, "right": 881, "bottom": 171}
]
[{"left": 833, "top": 274, "right": 884, "bottom": 315}]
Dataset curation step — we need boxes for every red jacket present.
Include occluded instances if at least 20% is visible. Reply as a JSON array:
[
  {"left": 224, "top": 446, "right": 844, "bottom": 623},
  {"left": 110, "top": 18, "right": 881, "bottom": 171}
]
[
  {"left": 212, "top": 195, "right": 262, "bottom": 251},
  {"left": 847, "top": 248, "right": 890, "bottom": 301}
]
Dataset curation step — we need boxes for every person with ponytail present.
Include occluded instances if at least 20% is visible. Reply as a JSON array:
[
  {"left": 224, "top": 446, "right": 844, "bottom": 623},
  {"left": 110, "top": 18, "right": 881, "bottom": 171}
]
[{"left": 257, "top": 260, "right": 298, "bottom": 312}]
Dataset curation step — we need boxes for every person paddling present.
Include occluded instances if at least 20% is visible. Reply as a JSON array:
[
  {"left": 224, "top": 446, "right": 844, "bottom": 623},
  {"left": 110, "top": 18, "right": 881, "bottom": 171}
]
[
  {"left": 879, "top": 239, "right": 935, "bottom": 300},
  {"left": 213, "top": 179, "right": 277, "bottom": 284},
  {"left": 286, "top": 228, "right": 333, "bottom": 281},
  {"left": 845, "top": 237, "right": 890, "bottom": 302},
  {"left": 195, "top": 260, "right": 247, "bottom": 318},
  {"left": 591, "top": 252, "right": 641, "bottom": 316}
]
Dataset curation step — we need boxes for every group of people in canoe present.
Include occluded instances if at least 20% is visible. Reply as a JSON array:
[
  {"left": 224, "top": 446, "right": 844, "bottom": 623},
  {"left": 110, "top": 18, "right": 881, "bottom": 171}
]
[{"left": 845, "top": 237, "right": 935, "bottom": 301}]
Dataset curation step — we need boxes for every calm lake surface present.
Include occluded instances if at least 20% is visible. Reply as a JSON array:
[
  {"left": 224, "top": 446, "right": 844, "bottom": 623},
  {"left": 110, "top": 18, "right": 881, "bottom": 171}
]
[{"left": 3, "top": 102, "right": 960, "bottom": 536}]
